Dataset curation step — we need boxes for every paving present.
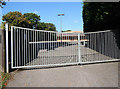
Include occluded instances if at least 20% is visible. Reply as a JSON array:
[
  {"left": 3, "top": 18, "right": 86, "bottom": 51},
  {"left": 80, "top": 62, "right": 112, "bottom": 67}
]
[
  {"left": 26, "top": 44, "right": 112, "bottom": 66},
  {"left": 7, "top": 62, "right": 118, "bottom": 87}
]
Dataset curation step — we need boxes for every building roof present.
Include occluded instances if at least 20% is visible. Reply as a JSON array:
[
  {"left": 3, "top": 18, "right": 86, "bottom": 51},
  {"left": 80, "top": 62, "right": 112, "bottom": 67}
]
[
  {"left": 65, "top": 31, "right": 83, "bottom": 33},
  {"left": 57, "top": 31, "right": 84, "bottom": 36}
]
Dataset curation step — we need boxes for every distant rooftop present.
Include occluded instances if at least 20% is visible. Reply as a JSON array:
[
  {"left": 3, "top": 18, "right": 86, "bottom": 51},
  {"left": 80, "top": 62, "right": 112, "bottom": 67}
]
[
  {"left": 64, "top": 31, "right": 84, "bottom": 33},
  {"left": 57, "top": 31, "right": 84, "bottom": 36}
]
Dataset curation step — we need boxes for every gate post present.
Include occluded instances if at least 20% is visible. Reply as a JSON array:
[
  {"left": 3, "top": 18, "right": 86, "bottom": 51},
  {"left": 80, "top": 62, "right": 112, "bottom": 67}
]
[
  {"left": 5, "top": 23, "right": 9, "bottom": 73},
  {"left": 78, "top": 33, "right": 81, "bottom": 64}
]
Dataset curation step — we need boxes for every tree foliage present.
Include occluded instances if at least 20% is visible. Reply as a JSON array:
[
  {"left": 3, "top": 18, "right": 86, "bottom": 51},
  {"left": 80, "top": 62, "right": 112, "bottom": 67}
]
[
  {"left": 45, "top": 23, "right": 56, "bottom": 31},
  {"left": 0, "top": 0, "right": 6, "bottom": 8},
  {"left": 2, "top": 11, "right": 31, "bottom": 28},
  {"left": 36, "top": 22, "right": 56, "bottom": 31},
  {"left": 83, "top": 2, "right": 120, "bottom": 32},
  {"left": 36, "top": 22, "right": 47, "bottom": 30},
  {"left": 24, "top": 13, "right": 40, "bottom": 29},
  {"left": 62, "top": 30, "right": 72, "bottom": 32},
  {"left": 2, "top": 11, "right": 56, "bottom": 31}
]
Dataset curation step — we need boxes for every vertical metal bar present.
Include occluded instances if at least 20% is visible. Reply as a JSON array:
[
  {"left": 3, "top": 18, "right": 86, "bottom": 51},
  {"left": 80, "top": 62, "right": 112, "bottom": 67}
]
[
  {"left": 72, "top": 33, "right": 74, "bottom": 63},
  {"left": 89, "top": 34, "right": 91, "bottom": 62},
  {"left": 111, "top": 31, "right": 113, "bottom": 59},
  {"left": 33, "top": 30, "right": 34, "bottom": 65},
  {"left": 78, "top": 33, "right": 81, "bottom": 63},
  {"left": 19, "top": 29, "right": 21, "bottom": 66},
  {"left": 92, "top": 33, "right": 94, "bottom": 62},
  {"left": 37, "top": 31, "right": 38, "bottom": 59},
  {"left": 30, "top": 30, "right": 32, "bottom": 66},
  {"left": 102, "top": 32, "right": 104, "bottom": 60},
  {"left": 94, "top": 33, "right": 96, "bottom": 61},
  {"left": 24, "top": 29, "right": 25, "bottom": 66},
  {"left": 38, "top": 31, "right": 40, "bottom": 65},
  {"left": 50, "top": 32, "right": 51, "bottom": 64},
  {"left": 11, "top": 26, "right": 14, "bottom": 69},
  {"left": 83, "top": 33, "right": 85, "bottom": 62},
  {"left": 26, "top": 29, "right": 27, "bottom": 65},
  {"left": 17, "top": 28, "right": 18, "bottom": 67},
  {"left": 28, "top": 30, "right": 30, "bottom": 66},
  {"left": 54, "top": 32, "right": 55, "bottom": 64},
  {"left": 43, "top": 32, "right": 46, "bottom": 65},
  {"left": 47, "top": 32, "right": 50, "bottom": 64},
  {"left": 68, "top": 33, "right": 69, "bottom": 64},
  {"left": 80, "top": 33, "right": 84, "bottom": 61},
  {"left": 100, "top": 33, "right": 102, "bottom": 61},
  {"left": 38, "top": 31, "right": 41, "bottom": 65},
  {"left": 97, "top": 33, "right": 99, "bottom": 61},
  {"left": 76, "top": 33, "right": 78, "bottom": 62},
  {"left": 41, "top": 32, "right": 43, "bottom": 65},
  {"left": 21, "top": 29, "right": 23, "bottom": 66},
  {"left": 108, "top": 32, "right": 111, "bottom": 59},
  {"left": 107, "top": 32, "right": 109, "bottom": 59},
  {"left": 35, "top": 30, "right": 36, "bottom": 63},
  {"left": 102, "top": 32, "right": 105, "bottom": 59},
  {"left": 13, "top": 28, "right": 16, "bottom": 66},
  {"left": 40, "top": 31, "right": 41, "bottom": 65},
  {"left": 5, "top": 23, "right": 9, "bottom": 73},
  {"left": 105, "top": 32, "right": 107, "bottom": 60}
]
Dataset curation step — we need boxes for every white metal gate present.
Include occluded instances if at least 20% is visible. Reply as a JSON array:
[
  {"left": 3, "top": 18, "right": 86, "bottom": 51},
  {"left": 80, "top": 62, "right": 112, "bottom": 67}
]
[{"left": 10, "top": 26, "right": 120, "bottom": 69}]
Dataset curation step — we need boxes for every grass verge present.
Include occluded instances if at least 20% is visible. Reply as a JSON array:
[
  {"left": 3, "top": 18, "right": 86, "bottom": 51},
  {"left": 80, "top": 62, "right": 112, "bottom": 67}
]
[{"left": 0, "top": 72, "right": 11, "bottom": 89}]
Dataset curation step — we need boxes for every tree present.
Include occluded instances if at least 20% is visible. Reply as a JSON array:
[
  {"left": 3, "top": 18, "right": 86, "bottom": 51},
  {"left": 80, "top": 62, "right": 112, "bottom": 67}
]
[
  {"left": 36, "top": 22, "right": 47, "bottom": 30},
  {"left": 83, "top": 2, "right": 120, "bottom": 54},
  {"left": 24, "top": 13, "right": 40, "bottom": 29},
  {"left": 62, "top": 30, "right": 72, "bottom": 32},
  {"left": 0, "top": 0, "right": 6, "bottom": 8},
  {"left": 2, "top": 11, "right": 31, "bottom": 28},
  {"left": 2, "top": 11, "right": 56, "bottom": 31},
  {"left": 45, "top": 23, "right": 56, "bottom": 31},
  {"left": 36, "top": 22, "right": 56, "bottom": 31},
  {"left": 83, "top": 2, "right": 120, "bottom": 32}
]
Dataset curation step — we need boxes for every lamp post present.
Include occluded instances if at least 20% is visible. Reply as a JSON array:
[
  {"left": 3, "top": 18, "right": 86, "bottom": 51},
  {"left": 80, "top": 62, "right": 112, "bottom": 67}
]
[{"left": 58, "top": 14, "right": 64, "bottom": 43}]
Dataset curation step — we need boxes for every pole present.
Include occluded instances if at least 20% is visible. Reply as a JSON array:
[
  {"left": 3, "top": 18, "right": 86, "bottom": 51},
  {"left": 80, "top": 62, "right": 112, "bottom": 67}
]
[
  {"left": 61, "top": 16, "right": 62, "bottom": 33},
  {"left": 11, "top": 26, "right": 13, "bottom": 69},
  {"left": 78, "top": 33, "right": 81, "bottom": 63},
  {"left": 61, "top": 16, "right": 62, "bottom": 43},
  {"left": 5, "top": 23, "right": 9, "bottom": 73},
  {"left": 58, "top": 14, "right": 64, "bottom": 45}
]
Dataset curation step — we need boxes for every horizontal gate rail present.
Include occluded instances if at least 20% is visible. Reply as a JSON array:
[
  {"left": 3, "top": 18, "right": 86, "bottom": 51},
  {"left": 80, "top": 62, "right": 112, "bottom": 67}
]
[
  {"left": 29, "top": 41, "right": 78, "bottom": 44},
  {"left": 80, "top": 59, "right": 120, "bottom": 64},
  {"left": 11, "top": 62, "right": 79, "bottom": 69}
]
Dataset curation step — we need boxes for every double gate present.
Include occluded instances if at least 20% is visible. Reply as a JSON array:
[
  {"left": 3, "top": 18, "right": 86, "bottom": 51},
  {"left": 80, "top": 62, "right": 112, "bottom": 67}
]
[{"left": 10, "top": 26, "right": 120, "bottom": 69}]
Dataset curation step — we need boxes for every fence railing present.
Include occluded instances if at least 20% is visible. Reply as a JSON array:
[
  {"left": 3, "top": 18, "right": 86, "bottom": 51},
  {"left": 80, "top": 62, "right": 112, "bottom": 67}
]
[
  {"left": 11, "top": 26, "right": 81, "bottom": 68},
  {"left": 80, "top": 30, "right": 120, "bottom": 64},
  {"left": 10, "top": 25, "right": 120, "bottom": 69}
]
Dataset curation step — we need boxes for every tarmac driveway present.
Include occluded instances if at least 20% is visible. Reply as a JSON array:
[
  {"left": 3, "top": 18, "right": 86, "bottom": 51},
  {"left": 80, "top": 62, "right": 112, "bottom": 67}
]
[{"left": 6, "top": 62, "right": 118, "bottom": 87}]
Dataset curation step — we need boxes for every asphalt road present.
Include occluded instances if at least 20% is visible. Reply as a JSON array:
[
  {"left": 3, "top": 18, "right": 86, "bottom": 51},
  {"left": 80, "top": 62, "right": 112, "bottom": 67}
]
[
  {"left": 7, "top": 62, "right": 118, "bottom": 87},
  {"left": 27, "top": 44, "right": 113, "bottom": 66}
]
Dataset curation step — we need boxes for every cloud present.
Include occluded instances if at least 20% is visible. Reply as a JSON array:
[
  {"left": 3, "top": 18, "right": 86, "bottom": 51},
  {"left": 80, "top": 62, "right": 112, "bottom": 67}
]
[
  {"left": 74, "top": 20, "right": 79, "bottom": 23},
  {"left": 33, "top": 11, "right": 39, "bottom": 14}
]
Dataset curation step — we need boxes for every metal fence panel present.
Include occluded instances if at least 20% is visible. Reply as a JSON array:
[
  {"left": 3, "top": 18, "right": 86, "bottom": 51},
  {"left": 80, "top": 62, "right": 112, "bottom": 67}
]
[
  {"left": 80, "top": 30, "right": 120, "bottom": 64},
  {"left": 11, "top": 26, "right": 79, "bottom": 68},
  {"left": 11, "top": 26, "right": 120, "bottom": 69}
]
